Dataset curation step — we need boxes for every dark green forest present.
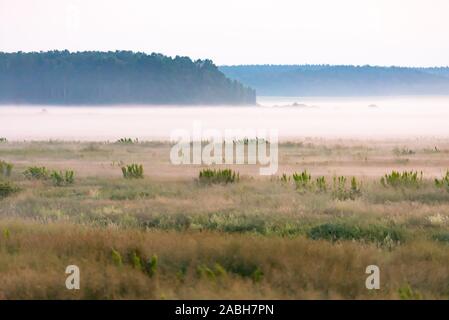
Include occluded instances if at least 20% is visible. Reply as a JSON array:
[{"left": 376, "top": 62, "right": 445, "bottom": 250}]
[
  {"left": 220, "top": 65, "right": 449, "bottom": 96},
  {"left": 0, "top": 51, "right": 256, "bottom": 105}
]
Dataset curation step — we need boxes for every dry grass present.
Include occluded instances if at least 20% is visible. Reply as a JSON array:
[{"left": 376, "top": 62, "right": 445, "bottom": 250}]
[{"left": 1, "top": 139, "right": 449, "bottom": 299}]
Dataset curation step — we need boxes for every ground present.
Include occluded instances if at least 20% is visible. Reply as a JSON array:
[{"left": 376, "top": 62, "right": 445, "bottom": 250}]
[{"left": 1, "top": 139, "right": 449, "bottom": 299}]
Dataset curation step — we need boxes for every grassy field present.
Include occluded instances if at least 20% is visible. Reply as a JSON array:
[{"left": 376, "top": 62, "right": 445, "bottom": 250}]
[{"left": 1, "top": 138, "right": 449, "bottom": 299}]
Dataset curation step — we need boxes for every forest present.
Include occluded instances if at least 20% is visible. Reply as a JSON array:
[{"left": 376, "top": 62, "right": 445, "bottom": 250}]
[
  {"left": 220, "top": 65, "right": 449, "bottom": 96},
  {"left": 0, "top": 51, "right": 256, "bottom": 105}
]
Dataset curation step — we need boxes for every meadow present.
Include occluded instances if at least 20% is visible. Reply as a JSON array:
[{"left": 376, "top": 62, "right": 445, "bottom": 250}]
[{"left": 1, "top": 138, "right": 449, "bottom": 299}]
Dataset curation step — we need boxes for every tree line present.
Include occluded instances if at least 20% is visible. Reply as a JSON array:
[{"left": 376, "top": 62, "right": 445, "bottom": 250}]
[{"left": 0, "top": 51, "right": 256, "bottom": 105}]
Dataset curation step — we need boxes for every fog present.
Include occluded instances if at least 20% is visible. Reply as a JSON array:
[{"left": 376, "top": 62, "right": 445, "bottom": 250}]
[{"left": 1, "top": 96, "right": 449, "bottom": 141}]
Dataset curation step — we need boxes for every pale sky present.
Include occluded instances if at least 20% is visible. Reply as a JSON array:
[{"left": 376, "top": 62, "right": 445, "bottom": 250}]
[{"left": 1, "top": 0, "right": 448, "bottom": 66}]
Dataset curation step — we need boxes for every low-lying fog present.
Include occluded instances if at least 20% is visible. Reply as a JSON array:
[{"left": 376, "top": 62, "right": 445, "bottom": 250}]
[{"left": 1, "top": 96, "right": 449, "bottom": 141}]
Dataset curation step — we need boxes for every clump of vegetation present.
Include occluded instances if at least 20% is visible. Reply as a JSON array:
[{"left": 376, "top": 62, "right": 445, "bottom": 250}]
[
  {"left": 280, "top": 173, "right": 290, "bottom": 183},
  {"left": 435, "top": 171, "right": 449, "bottom": 192},
  {"left": 198, "top": 169, "right": 239, "bottom": 184},
  {"left": 332, "top": 176, "right": 361, "bottom": 200},
  {"left": 0, "top": 181, "right": 19, "bottom": 199},
  {"left": 50, "top": 170, "right": 75, "bottom": 186},
  {"left": 393, "top": 147, "right": 415, "bottom": 156},
  {"left": 398, "top": 284, "right": 423, "bottom": 300},
  {"left": 292, "top": 170, "right": 312, "bottom": 191},
  {"left": 110, "top": 249, "right": 122, "bottom": 267},
  {"left": 315, "top": 176, "right": 328, "bottom": 193},
  {"left": 121, "top": 164, "right": 144, "bottom": 179},
  {"left": 145, "top": 254, "right": 158, "bottom": 278},
  {"left": 308, "top": 223, "right": 403, "bottom": 245},
  {"left": 0, "top": 137, "right": 7, "bottom": 143},
  {"left": 381, "top": 171, "right": 423, "bottom": 188},
  {"left": 0, "top": 160, "right": 13, "bottom": 177},
  {"left": 23, "top": 166, "right": 49, "bottom": 180},
  {"left": 116, "top": 137, "right": 139, "bottom": 144}
]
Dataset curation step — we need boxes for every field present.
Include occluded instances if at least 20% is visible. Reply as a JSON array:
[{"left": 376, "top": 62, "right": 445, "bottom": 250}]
[{"left": 1, "top": 138, "right": 449, "bottom": 299}]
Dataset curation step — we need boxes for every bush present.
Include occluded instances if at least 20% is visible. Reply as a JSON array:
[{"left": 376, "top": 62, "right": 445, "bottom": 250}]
[
  {"left": 23, "top": 166, "right": 49, "bottom": 180},
  {"left": 121, "top": 164, "right": 144, "bottom": 179},
  {"left": 0, "top": 160, "right": 13, "bottom": 177},
  {"left": 199, "top": 168, "right": 239, "bottom": 184},
  {"left": 0, "top": 181, "right": 19, "bottom": 199},
  {"left": 50, "top": 170, "right": 75, "bottom": 186},
  {"left": 116, "top": 137, "right": 138, "bottom": 144},
  {"left": 381, "top": 171, "right": 423, "bottom": 188},
  {"left": 332, "top": 176, "right": 361, "bottom": 200},
  {"left": 435, "top": 171, "right": 449, "bottom": 191},
  {"left": 0, "top": 137, "right": 7, "bottom": 143},
  {"left": 292, "top": 170, "right": 312, "bottom": 191},
  {"left": 308, "top": 223, "right": 403, "bottom": 245}
]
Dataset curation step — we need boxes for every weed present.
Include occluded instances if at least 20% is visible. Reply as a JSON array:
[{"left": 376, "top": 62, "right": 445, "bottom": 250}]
[
  {"left": 308, "top": 223, "right": 403, "bottom": 245},
  {"left": 292, "top": 170, "right": 312, "bottom": 191},
  {"left": 111, "top": 249, "right": 123, "bottom": 267},
  {"left": 145, "top": 254, "right": 158, "bottom": 277},
  {"left": 381, "top": 171, "right": 423, "bottom": 188},
  {"left": 199, "top": 169, "right": 239, "bottom": 184},
  {"left": 0, "top": 181, "right": 19, "bottom": 199},
  {"left": 435, "top": 171, "right": 449, "bottom": 192},
  {"left": 116, "top": 138, "right": 138, "bottom": 144},
  {"left": 0, "top": 160, "right": 13, "bottom": 177},
  {"left": 332, "top": 176, "right": 361, "bottom": 200},
  {"left": 121, "top": 164, "right": 144, "bottom": 179},
  {"left": 23, "top": 166, "right": 49, "bottom": 180},
  {"left": 50, "top": 170, "right": 75, "bottom": 186}
]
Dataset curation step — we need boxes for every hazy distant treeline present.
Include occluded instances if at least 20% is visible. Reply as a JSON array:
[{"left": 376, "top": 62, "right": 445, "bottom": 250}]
[
  {"left": 220, "top": 65, "right": 449, "bottom": 96},
  {"left": 0, "top": 51, "right": 256, "bottom": 105}
]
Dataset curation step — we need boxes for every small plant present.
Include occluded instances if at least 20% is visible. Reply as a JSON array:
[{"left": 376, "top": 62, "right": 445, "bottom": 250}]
[
  {"left": 308, "top": 223, "right": 403, "bottom": 245},
  {"left": 280, "top": 173, "right": 290, "bottom": 183},
  {"left": 198, "top": 168, "right": 239, "bottom": 184},
  {"left": 435, "top": 171, "right": 449, "bottom": 192},
  {"left": 121, "top": 164, "right": 144, "bottom": 179},
  {"left": 111, "top": 249, "right": 123, "bottom": 267},
  {"left": 116, "top": 137, "right": 138, "bottom": 144},
  {"left": 50, "top": 170, "right": 75, "bottom": 186},
  {"left": 144, "top": 254, "right": 158, "bottom": 277},
  {"left": 398, "top": 284, "right": 423, "bottom": 300},
  {"left": 393, "top": 147, "right": 415, "bottom": 156},
  {"left": 331, "top": 176, "right": 361, "bottom": 200},
  {"left": 23, "top": 166, "right": 49, "bottom": 180},
  {"left": 0, "top": 181, "right": 19, "bottom": 199},
  {"left": 381, "top": 170, "right": 423, "bottom": 188},
  {"left": 315, "top": 176, "right": 328, "bottom": 193},
  {"left": 0, "top": 160, "right": 13, "bottom": 177},
  {"left": 292, "top": 170, "right": 312, "bottom": 191},
  {"left": 0, "top": 137, "right": 7, "bottom": 143}
]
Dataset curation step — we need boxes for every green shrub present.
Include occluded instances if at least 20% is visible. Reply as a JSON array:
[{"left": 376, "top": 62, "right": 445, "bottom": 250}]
[
  {"left": 121, "top": 164, "right": 144, "bottom": 179},
  {"left": 431, "top": 232, "right": 449, "bottom": 243},
  {"left": 50, "top": 170, "right": 75, "bottom": 186},
  {"left": 0, "top": 181, "right": 19, "bottom": 199},
  {"left": 116, "top": 137, "right": 138, "bottom": 144},
  {"left": 0, "top": 160, "right": 13, "bottom": 177},
  {"left": 199, "top": 168, "right": 239, "bottom": 184},
  {"left": 308, "top": 223, "right": 403, "bottom": 245},
  {"left": 145, "top": 254, "right": 158, "bottom": 277},
  {"left": 0, "top": 137, "right": 7, "bottom": 143},
  {"left": 111, "top": 249, "right": 123, "bottom": 267},
  {"left": 435, "top": 171, "right": 449, "bottom": 191},
  {"left": 23, "top": 166, "right": 49, "bottom": 180},
  {"left": 315, "top": 176, "right": 328, "bottom": 192},
  {"left": 332, "top": 176, "right": 361, "bottom": 200},
  {"left": 292, "top": 170, "right": 312, "bottom": 191},
  {"left": 280, "top": 173, "right": 290, "bottom": 183},
  {"left": 381, "top": 170, "right": 423, "bottom": 188},
  {"left": 398, "top": 284, "right": 423, "bottom": 300}
]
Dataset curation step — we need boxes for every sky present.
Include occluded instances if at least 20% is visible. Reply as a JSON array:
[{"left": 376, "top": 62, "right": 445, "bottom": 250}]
[{"left": 1, "top": 0, "right": 449, "bottom": 67}]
